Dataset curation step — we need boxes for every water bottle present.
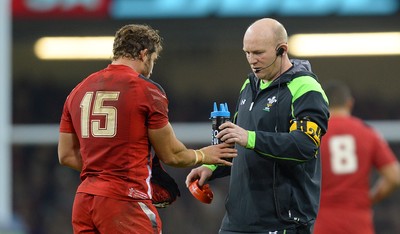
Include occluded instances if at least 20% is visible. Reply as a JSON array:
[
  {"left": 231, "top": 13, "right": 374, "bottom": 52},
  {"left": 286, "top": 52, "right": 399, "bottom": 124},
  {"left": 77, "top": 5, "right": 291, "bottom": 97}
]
[{"left": 210, "top": 102, "right": 230, "bottom": 145}]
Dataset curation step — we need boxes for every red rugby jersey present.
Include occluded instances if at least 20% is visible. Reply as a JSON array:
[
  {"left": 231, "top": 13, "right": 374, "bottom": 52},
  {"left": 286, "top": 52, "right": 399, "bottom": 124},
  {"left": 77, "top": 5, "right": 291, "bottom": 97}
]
[
  {"left": 59, "top": 64, "right": 169, "bottom": 201},
  {"left": 314, "top": 115, "right": 397, "bottom": 234}
]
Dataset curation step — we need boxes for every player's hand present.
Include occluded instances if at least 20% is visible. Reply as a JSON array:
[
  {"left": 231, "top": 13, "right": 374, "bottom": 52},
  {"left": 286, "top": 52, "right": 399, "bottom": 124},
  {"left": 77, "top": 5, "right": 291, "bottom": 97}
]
[
  {"left": 217, "top": 122, "right": 249, "bottom": 147},
  {"left": 185, "top": 166, "right": 213, "bottom": 187},
  {"left": 199, "top": 143, "right": 237, "bottom": 166}
]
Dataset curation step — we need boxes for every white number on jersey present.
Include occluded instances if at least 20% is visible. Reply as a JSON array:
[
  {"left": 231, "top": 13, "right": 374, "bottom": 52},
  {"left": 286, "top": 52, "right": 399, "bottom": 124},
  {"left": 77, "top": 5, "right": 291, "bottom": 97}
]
[
  {"left": 80, "top": 91, "right": 120, "bottom": 138},
  {"left": 329, "top": 135, "right": 358, "bottom": 174}
]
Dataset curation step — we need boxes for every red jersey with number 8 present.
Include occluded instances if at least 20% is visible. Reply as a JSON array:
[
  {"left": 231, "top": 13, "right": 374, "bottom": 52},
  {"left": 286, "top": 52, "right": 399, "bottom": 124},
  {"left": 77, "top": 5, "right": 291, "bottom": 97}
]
[
  {"left": 314, "top": 115, "right": 397, "bottom": 234},
  {"left": 59, "top": 64, "right": 169, "bottom": 201}
]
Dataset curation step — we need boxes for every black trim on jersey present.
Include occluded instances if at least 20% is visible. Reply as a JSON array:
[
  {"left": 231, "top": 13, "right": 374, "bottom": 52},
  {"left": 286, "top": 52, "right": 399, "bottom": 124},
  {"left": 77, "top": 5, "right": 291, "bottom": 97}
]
[{"left": 139, "top": 74, "right": 166, "bottom": 95}]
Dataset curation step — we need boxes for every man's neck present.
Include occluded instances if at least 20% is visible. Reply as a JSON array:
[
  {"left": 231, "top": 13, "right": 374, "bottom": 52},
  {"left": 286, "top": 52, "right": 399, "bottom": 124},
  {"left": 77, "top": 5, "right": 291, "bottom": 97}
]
[
  {"left": 112, "top": 58, "right": 139, "bottom": 72},
  {"left": 329, "top": 108, "right": 351, "bottom": 117}
]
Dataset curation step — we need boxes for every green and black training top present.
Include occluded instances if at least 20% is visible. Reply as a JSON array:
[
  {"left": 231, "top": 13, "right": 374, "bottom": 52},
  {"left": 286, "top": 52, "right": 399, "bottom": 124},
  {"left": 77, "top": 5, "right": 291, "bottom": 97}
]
[{"left": 213, "top": 59, "right": 330, "bottom": 233}]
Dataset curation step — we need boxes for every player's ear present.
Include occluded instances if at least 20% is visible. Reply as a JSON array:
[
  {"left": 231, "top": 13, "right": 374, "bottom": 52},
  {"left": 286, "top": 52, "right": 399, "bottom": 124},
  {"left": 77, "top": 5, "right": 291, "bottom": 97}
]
[
  {"left": 347, "top": 97, "right": 355, "bottom": 111},
  {"left": 139, "top": 49, "right": 148, "bottom": 61}
]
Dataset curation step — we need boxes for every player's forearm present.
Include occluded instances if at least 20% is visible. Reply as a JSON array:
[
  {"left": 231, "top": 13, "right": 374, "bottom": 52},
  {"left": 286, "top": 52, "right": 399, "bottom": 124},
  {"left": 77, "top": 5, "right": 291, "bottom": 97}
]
[
  {"left": 161, "top": 146, "right": 203, "bottom": 168},
  {"left": 149, "top": 123, "right": 235, "bottom": 167},
  {"left": 58, "top": 152, "right": 83, "bottom": 171},
  {"left": 371, "top": 163, "right": 400, "bottom": 204},
  {"left": 370, "top": 178, "right": 395, "bottom": 204},
  {"left": 58, "top": 133, "right": 82, "bottom": 171},
  {"left": 149, "top": 123, "right": 197, "bottom": 167}
]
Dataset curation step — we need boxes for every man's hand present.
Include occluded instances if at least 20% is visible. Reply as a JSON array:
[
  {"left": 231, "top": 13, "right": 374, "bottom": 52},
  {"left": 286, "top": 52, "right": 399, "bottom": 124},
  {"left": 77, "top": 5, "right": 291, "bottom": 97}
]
[
  {"left": 185, "top": 166, "right": 213, "bottom": 187},
  {"left": 217, "top": 122, "right": 249, "bottom": 147},
  {"left": 199, "top": 143, "right": 237, "bottom": 166}
]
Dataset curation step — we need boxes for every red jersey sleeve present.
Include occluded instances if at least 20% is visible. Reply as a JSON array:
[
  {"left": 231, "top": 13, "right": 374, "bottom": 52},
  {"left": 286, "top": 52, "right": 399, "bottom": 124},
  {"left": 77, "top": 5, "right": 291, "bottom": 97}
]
[
  {"left": 371, "top": 131, "right": 397, "bottom": 169},
  {"left": 144, "top": 85, "right": 169, "bottom": 130}
]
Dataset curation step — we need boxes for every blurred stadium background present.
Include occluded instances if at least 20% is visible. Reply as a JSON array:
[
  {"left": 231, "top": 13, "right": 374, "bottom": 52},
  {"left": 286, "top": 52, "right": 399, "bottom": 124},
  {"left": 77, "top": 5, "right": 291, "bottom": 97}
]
[{"left": 1, "top": 0, "right": 400, "bottom": 233}]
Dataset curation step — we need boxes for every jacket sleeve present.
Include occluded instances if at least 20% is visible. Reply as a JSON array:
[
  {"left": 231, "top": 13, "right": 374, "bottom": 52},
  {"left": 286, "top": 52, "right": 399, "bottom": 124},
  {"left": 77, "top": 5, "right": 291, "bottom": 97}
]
[
  {"left": 208, "top": 165, "right": 231, "bottom": 181},
  {"left": 248, "top": 76, "right": 329, "bottom": 163}
]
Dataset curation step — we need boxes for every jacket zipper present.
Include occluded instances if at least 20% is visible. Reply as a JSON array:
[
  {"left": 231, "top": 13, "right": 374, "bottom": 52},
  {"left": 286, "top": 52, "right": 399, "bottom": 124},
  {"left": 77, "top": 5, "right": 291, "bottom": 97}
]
[
  {"left": 249, "top": 77, "right": 259, "bottom": 111},
  {"left": 249, "top": 102, "right": 254, "bottom": 111}
]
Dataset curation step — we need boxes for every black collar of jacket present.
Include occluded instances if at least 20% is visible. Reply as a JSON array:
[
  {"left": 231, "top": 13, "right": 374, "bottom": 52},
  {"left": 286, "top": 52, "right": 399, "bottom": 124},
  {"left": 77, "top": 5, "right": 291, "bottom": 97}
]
[{"left": 248, "top": 59, "right": 318, "bottom": 93}]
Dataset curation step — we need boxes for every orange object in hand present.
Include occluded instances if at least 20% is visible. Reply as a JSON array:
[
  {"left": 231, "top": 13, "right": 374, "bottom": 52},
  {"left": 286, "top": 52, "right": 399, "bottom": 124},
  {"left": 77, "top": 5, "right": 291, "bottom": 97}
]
[{"left": 189, "top": 179, "right": 213, "bottom": 204}]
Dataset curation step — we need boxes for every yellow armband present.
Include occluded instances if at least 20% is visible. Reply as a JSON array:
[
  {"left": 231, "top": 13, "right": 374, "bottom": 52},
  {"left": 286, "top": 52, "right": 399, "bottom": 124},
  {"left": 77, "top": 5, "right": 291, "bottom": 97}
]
[{"left": 289, "top": 119, "right": 322, "bottom": 146}]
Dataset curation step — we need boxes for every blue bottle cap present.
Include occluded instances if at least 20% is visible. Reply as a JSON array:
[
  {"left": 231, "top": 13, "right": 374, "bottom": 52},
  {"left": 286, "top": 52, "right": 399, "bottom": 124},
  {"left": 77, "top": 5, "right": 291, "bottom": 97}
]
[{"left": 210, "top": 102, "right": 230, "bottom": 118}]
